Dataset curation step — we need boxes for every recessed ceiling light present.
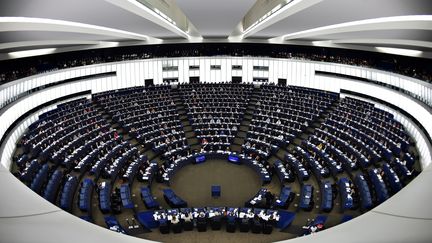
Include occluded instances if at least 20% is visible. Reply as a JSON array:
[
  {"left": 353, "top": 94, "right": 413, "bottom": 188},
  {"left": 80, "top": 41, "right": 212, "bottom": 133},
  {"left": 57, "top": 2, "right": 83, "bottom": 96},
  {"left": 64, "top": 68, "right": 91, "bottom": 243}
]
[
  {"left": 375, "top": 46, "right": 423, "bottom": 57},
  {"left": 8, "top": 48, "right": 57, "bottom": 58}
]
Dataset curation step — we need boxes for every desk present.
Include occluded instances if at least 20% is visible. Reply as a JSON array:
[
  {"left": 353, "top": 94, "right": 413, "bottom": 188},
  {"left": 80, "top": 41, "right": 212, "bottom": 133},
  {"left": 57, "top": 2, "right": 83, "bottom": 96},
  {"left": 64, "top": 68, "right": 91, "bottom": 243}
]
[{"left": 245, "top": 188, "right": 267, "bottom": 208}]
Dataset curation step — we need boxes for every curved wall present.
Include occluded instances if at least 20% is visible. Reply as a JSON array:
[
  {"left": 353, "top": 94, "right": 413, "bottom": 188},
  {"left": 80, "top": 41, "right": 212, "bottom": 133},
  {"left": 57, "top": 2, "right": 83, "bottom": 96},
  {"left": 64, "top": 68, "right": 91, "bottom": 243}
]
[
  {"left": 1, "top": 56, "right": 431, "bottom": 108},
  {"left": 0, "top": 56, "right": 431, "bottom": 243},
  {"left": 1, "top": 57, "right": 431, "bottom": 169}
]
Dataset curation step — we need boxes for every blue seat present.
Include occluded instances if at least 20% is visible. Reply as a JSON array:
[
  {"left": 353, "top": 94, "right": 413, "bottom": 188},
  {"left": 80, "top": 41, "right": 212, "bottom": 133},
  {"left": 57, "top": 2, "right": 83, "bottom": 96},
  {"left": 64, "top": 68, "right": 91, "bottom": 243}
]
[
  {"left": 274, "top": 186, "right": 294, "bottom": 208},
  {"left": 211, "top": 185, "right": 221, "bottom": 197},
  {"left": 78, "top": 178, "right": 94, "bottom": 212},
  {"left": 341, "top": 215, "right": 353, "bottom": 223},
  {"left": 43, "top": 169, "right": 63, "bottom": 203},
  {"left": 313, "top": 215, "right": 327, "bottom": 226},
  {"left": 274, "top": 160, "right": 294, "bottom": 183},
  {"left": 286, "top": 154, "right": 309, "bottom": 181},
  {"left": 60, "top": 176, "right": 78, "bottom": 212},
  {"left": 382, "top": 163, "right": 403, "bottom": 194},
  {"left": 368, "top": 169, "right": 389, "bottom": 204},
  {"left": 195, "top": 155, "right": 206, "bottom": 164},
  {"left": 140, "top": 187, "right": 160, "bottom": 209},
  {"left": 299, "top": 184, "right": 314, "bottom": 211},
  {"left": 354, "top": 174, "right": 373, "bottom": 210},
  {"left": 21, "top": 159, "right": 41, "bottom": 184},
  {"left": 320, "top": 181, "right": 333, "bottom": 212},
  {"left": 163, "top": 189, "right": 187, "bottom": 208},
  {"left": 338, "top": 178, "right": 354, "bottom": 211},
  {"left": 30, "top": 164, "right": 49, "bottom": 194},
  {"left": 276, "top": 211, "right": 296, "bottom": 230},
  {"left": 228, "top": 154, "right": 240, "bottom": 164},
  {"left": 104, "top": 215, "right": 126, "bottom": 234},
  {"left": 99, "top": 182, "right": 112, "bottom": 213},
  {"left": 120, "top": 184, "right": 134, "bottom": 209}
]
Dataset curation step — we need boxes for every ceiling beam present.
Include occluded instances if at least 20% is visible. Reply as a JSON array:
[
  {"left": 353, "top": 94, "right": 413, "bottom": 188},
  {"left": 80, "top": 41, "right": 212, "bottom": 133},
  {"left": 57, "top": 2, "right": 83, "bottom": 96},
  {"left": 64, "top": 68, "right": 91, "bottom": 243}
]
[
  {"left": 0, "top": 40, "right": 121, "bottom": 52},
  {"left": 270, "top": 15, "right": 432, "bottom": 41},
  {"left": 104, "top": 0, "right": 202, "bottom": 40},
  {"left": 229, "top": 0, "right": 323, "bottom": 40},
  {"left": 317, "top": 39, "right": 432, "bottom": 50},
  {"left": 0, "top": 17, "right": 161, "bottom": 42}
]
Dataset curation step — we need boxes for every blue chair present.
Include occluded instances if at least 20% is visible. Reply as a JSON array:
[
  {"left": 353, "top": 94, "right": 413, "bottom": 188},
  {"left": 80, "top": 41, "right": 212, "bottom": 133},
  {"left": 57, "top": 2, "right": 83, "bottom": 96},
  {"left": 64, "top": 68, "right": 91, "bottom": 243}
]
[
  {"left": 105, "top": 215, "right": 126, "bottom": 234},
  {"left": 60, "top": 176, "right": 78, "bottom": 212},
  {"left": 382, "top": 163, "right": 403, "bottom": 194},
  {"left": 274, "top": 186, "right": 294, "bottom": 209},
  {"left": 120, "top": 184, "right": 134, "bottom": 209},
  {"left": 30, "top": 164, "right": 49, "bottom": 194},
  {"left": 299, "top": 184, "right": 314, "bottom": 211},
  {"left": 99, "top": 182, "right": 112, "bottom": 213},
  {"left": 338, "top": 178, "right": 354, "bottom": 211},
  {"left": 320, "top": 181, "right": 333, "bottom": 212},
  {"left": 211, "top": 185, "right": 221, "bottom": 197},
  {"left": 163, "top": 189, "right": 187, "bottom": 208},
  {"left": 43, "top": 169, "right": 63, "bottom": 203},
  {"left": 354, "top": 174, "right": 373, "bottom": 210},
  {"left": 140, "top": 187, "right": 159, "bottom": 209},
  {"left": 368, "top": 169, "right": 389, "bottom": 204}
]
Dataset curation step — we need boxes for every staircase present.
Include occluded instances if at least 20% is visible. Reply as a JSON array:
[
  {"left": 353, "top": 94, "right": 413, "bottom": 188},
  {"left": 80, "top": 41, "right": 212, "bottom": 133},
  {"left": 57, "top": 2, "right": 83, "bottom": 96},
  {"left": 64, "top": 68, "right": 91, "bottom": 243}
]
[
  {"left": 230, "top": 87, "right": 260, "bottom": 153},
  {"left": 171, "top": 87, "right": 201, "bottom": 152}
]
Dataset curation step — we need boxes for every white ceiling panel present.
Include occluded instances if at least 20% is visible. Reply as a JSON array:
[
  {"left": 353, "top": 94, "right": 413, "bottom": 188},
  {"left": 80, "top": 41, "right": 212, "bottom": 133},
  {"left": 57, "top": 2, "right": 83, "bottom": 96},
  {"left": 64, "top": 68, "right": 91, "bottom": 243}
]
[
  {"left": 252, "top": 0, "right": 432, "bottom": 38},
  {"left": 0, "top": 0, "right": 430, "bottom": 56},
  {"left": 176, "top": 0, "right": 256, "bottom": 37},
  {"left": 0, "top": 31, "right": 125, "bottom": 42},
  {"left": 0, "top": 0, "right": 177, "bottom": 38}
]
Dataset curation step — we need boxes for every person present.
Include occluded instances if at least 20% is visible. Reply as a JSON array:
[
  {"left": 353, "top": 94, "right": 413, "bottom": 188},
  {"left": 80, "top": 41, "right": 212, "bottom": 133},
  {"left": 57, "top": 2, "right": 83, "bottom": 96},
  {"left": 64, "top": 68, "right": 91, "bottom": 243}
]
[
  {"left": 182, "top": 211, "right": 192, "bottom": 222},
  {"left": 265, "top": 191, "right": 275, "bottom": 208},
  {"left": 309, "top": 225, "right": 318, "bottom": 234},
  {"left": 171, "top": 215, "right": 179, "bottom": 225}
]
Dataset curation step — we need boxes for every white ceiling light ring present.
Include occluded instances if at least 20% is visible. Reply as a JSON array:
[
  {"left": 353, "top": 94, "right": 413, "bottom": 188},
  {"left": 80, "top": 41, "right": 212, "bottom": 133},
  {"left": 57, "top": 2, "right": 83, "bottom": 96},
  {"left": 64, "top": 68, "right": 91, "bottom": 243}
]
[{"left": 375, "top": 46, "right": 423, "bottom": 57}]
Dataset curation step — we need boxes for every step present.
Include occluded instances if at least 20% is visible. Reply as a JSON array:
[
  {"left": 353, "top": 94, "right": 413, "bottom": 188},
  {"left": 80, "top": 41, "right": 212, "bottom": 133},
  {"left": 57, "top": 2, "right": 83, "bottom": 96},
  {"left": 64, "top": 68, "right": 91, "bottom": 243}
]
[
  {"left": 236, "top": 131, "right": 247, "bottom": 138},
  {"left": 240, "top": 120, "right": 251, "bottom": 126},
  {"left": 230, "top": 144, "right": 242, "bottom": 153},
  {"left": 244, "top": 115, "right": 253, "bottom": 120},
  {"left": 187, "top": 138, "right": 199, "bottom": 145},
  {"left": 183, "top": 126, "right": 193, "bottom": 132},
  {"left": 233, "top": 137, "right": 244, "bottom": 145},
  {"left": 185, "top": 131, "right": 196, "bottom": 139}
]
